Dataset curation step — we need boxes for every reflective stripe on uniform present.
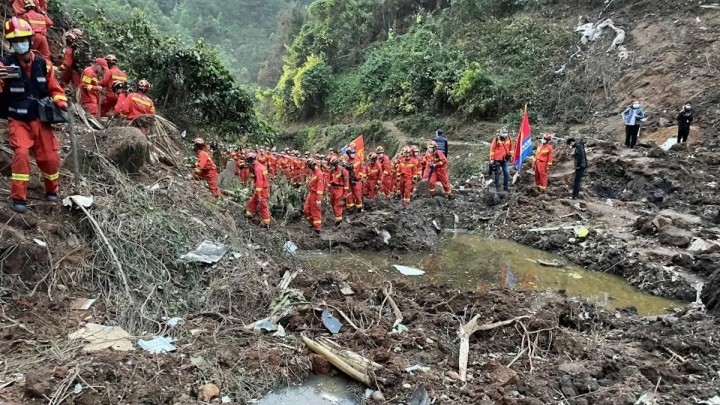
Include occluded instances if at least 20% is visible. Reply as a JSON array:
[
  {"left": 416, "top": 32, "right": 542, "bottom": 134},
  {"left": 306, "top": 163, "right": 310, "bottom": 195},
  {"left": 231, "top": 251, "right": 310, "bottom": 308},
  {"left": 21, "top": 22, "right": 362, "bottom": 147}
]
[
  {"left": 131, "top": 96, "right": 152, "bottom": 107},
  {"left": 52, "top": 94, "right": 67, "bottom": 102},
  {"left": 43, "top": 172, "right": 59, "bottom": 181},
  {"left": 11, "top": 173, "right": 30, "bottom": 181},
  {"left": 111, "top": 75, "right": 127, "bottom": 80}
]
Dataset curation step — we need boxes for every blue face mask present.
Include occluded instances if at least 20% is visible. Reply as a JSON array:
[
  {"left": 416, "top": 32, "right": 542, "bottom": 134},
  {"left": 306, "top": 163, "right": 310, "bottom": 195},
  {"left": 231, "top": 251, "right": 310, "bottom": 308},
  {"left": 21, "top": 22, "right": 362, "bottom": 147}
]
[{"left": 12, "top": 41, "right": 30, "bottom": 55}]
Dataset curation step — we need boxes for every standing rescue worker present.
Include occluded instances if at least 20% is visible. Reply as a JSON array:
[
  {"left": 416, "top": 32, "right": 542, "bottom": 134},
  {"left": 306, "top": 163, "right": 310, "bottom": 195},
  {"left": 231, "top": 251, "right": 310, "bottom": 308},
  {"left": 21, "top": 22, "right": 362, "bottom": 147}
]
[
  {"left": 433, "top": 128, "right": 449, "bottom": 157},
  {"left": 328, "top": 156, "right": 349, "bottom": 225},
  {"left": 364, "top": 152, "right": 383, "bottom": 199},
  {"left": 80, "top": 58, "right": 106, "bottom": 117},
  {"left": 376, "top": 146, "right": 393, "bottom": 198},
  {"left": 676, "top": 103, "right": 694, "bottom": 144},
  {"left": 12, "top": 0, "right": 45, "bottom": 15},
  {"left": 59, "top": 28, "right": 83, "bottom": 89},
  {"left": 490, "top": 127, "right": 513, "bottom": 192},
  {"left": 18, "top": 0, "right": 52, "bottom": 59},
  {"left": 566, "top": 138, "right": 587, "bottom": 200},
  {"left": 423, "top": 140, "right": 453, "bottom": 199},
  {"left": 622, "top": 101, "right": 646, "bottom": 148},
  {"left": 99, "top": 54, "right": 127, "bottom": 117},
  {"left": 303, "top": 159, "right": 325, "bottom": 233},
  {"left": 344, "top": 147, "right": 364, "bottom": 213},
  {"left": 396, "top": 147, "right": 416, "bottom": 206},
  {"left": 115, "top": 79, "right": 155, "bottom": 120},
  {"left": 0, "top": 17, "right": 67, "bottom": 213},
  {"left": 532, "top": 134, "right": 554, "bottom": 192},
  {"left": 245, "top": 152, "right": 271, "bottom": 226},
  {"left": 192, "top": 138, "right": 221, "bottom": 198}
]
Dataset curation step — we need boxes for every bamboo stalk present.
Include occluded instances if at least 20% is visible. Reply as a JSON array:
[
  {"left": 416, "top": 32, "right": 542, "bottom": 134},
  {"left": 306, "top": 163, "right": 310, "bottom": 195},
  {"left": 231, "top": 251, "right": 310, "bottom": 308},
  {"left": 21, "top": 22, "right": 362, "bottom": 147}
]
[{"left": 302, "top": 335, "right": 373, "bottom": 387}]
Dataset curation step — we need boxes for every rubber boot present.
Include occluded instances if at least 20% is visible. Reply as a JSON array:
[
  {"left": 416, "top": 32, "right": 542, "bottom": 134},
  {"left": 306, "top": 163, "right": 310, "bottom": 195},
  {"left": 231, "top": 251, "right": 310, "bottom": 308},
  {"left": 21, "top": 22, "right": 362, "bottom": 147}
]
[
  {"left": 10, "top": 199, "right": 27, "bottom": 213},
  {"left": 46, "top": 192, "right": 59, "bottom": 203}
]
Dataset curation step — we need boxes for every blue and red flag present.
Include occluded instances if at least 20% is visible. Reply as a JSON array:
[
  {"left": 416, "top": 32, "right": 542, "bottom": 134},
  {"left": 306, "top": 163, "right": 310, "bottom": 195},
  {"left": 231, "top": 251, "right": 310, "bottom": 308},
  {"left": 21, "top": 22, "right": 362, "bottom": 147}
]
[
  {"left": 513, "top": 105, "right": 533, "bottom": 172},
  {"left": 340, "top": 134, "right": 365, "bottom": 160}
]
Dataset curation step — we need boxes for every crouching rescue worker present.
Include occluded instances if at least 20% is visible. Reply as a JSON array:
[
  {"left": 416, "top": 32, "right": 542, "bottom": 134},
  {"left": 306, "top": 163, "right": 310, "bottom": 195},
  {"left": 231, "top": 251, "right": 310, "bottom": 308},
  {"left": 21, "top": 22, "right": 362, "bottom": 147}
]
[
  {"left": 423, "top": 140, "right": 453, "bottom": 199},
  {"left": 245, "top": 152, "right": 271, "bottom": 226},
  {"left": 0, "top": 17, "right": 67, "bottom": 213},
  {"left": 303, "top": 159, "right": 325, "bottom": 234},
  {"left": 532, "top": 133, "right": 554, "bottom": 192},
  {"left": 192, "top": 138, "right": 221, "bottom": 198},
  {"left": 115, "top": 79, "right": 155, "bottom": 120}
]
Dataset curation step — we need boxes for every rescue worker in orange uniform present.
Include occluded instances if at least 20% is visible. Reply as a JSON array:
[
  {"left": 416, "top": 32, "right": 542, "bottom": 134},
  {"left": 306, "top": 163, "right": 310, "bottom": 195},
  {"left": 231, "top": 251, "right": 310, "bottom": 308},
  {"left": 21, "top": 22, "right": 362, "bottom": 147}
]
[
  {"left": 12, "top": 0, "right": 45, "bottom": 15},
  {"left": 80, "top": 58, "right": 106, "bottom": 117},
  {"left": 364, "top": 152, "right": 383, "bottom": 199},
  {"left": 59, "top": 28, "right": 83, "bottom": 89},
  {"left": 192, "top": 138, "right": 221, "bottom": 198},
  {"left": 267, "top": 146, "right": 278, "bottom": 178},
  {"left": 376, "top": 146, "right": 393, "bottom": 198},
  {"left": 532, "top": 133, "right": 554, "bottom": 192},
  {"left": 0, "top": 17, "right": 67, "bottom": 213},
  {"left": 328, "top": 156, "right": 349, "bottom": 226},
  {"left": 396, "top": 147, "right": 416, "bottom": 206},
  {"left": 423, "top": 140, "right": 454, "bottom": 199},
  {"left": 303, "top": 159, "right": 325, "bottom": 234},
  {"left": 344, "top": 147, "right": 365, "bottom": 213},
  {"left": 18, "top": 0, "right": 52, "bottom": 59},
  {"left": 245, "top": 152, "right": 271, "bottom": 226},
  {"left": 99, "top": 54, "right": 127, "bottom": 117},
  {"left": 115, "top": 79, "right": 155, "bottom": 120},
  {"left": 490, "top": 127, "right": 514, "bottom": 192},
  {"left": 410, "top": 145, "right": 424, "bottom": 181}
]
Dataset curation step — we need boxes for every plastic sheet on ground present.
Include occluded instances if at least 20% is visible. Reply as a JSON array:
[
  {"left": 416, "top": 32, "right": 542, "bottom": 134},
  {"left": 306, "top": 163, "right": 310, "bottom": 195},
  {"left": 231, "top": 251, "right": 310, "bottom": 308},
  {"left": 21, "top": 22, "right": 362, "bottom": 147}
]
[
  {"left": 138, "top": 336, "right": 177, "bottom": 354},
  {"left": 180, "top": 240, "right": 230, "bottom": 264},
  {"left": 68, "top": 323, "right": 133, "bottom": 352},
  {"left": 62, "top": 195, "right": 94, "bottom": 208},
  {"left": 393, "top": 265, "right": 425, "bottom": 276}
]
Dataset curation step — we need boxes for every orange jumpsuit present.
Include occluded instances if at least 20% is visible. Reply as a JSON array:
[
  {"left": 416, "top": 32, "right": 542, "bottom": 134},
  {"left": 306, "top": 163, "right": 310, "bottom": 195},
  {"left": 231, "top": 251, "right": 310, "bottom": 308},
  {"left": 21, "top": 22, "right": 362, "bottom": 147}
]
[
  {"left": 100, "top": 65, "right": 127, "bottom": 116},
  {"left": 267, "top": 153, "right": 278, "bottom": 177},
  {"left": 379, "top": 154, "right": 393, "bottom": 197},
  {"left": 396, "top": 157, "right": 416, "bottom": 206},
  {"left": 194, "top": 149, "right": 220, "bottom": 197},
  {"left": 329, "top": 165, "right": 350, "bottom": 222},
  {"left": 80, "top": 65, "right": 102, "bottom": 117},
  {"left": 20, "top": 10, "right": 52, "bottom": 59},
  {"left": 533, "top": 143, "right": 554, "bottom": 192},
  {"left": 345, "top": 157, "right": 365, "bottom": 211},
  {"left": 423, "top": 150, "right": 452, "bottom": 197},
  {"left": 60, "top": 46, "right": 80, "bottom": 89},
  {"left": 13, "top": 0, "right": 46, "bottom": 15},
  {"left": 303, "top": 166, "right": 325, "bottom": 231},
  {"left": 364, "top": 159, "right": 383, "bottom": 199},
  {"left": 115, "top": 91, "right": 155, "bottom": 120},
  {"left": 246, "top": 161, "right": 271, "bottom": 225},
  {"left": 0, "top": 53, "right": 67, "bottom": 202}
]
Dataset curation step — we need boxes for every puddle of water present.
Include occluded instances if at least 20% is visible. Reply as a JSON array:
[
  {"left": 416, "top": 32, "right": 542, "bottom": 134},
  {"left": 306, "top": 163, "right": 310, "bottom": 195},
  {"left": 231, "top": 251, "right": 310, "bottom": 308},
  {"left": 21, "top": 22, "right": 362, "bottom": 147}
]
[
  {"left": 257, "top": 375, "right": 358, "bottom": 405},
  {"left": 301, "top": 233, "right": 685, "bottom": 316}
]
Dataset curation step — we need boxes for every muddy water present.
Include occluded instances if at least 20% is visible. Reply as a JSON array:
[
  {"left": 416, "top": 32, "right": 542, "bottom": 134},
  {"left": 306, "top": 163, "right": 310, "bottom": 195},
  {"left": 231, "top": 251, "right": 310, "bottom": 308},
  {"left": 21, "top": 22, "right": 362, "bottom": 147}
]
[
  {"left": 256, "top": 375, "right": 358, "bottom": 405},
  {"left": 301, "top": 233, "right": 684, "bottom": 316}
]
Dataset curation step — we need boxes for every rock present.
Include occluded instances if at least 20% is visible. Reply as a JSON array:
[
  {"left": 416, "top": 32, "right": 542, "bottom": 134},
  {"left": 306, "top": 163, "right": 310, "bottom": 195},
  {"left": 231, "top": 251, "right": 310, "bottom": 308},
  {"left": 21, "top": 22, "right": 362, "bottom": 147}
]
[
  {"left": 310, "top": 354, "right": 333, "bottom": 375},
  {"left": 584, "top": 377, "right": 600, "bottom": 393},
  {"left": 658, "top": 227, "right": 691, "bottom": 248},
  {"left": 370, "top": 390, "right": 386, "bottom": 401},
  {"left": 197, "top": 383, "right": 220, "bottom": 402},
  {"left": 559, "top": 374, "right": 577, "bottom": 398},
  {"left": 671, "top": 252, "right": 694, "bottom": 268},
  {"left": 651, "top": 215, "right": 672, "bottom": 231},
  {"left": 700, "top": 206, "right": 720, "bottom": 224},
  {"left": 486, "top": 364, "right": 518, "bottom": 386},
  {"left": 558, "top": 361, "right": 588, "bottom": 376},
  {"left": 25, "top": 371, "right": 52, "bottom": 399},
  {"left": 647, "top": 147, "right": 667, "bottom": 158},
  {"left": 52, "top": 366, "right": 69, "bottom": 379},
  {"left": 446, "top": 370, "right": 462, "bottom": 381}
]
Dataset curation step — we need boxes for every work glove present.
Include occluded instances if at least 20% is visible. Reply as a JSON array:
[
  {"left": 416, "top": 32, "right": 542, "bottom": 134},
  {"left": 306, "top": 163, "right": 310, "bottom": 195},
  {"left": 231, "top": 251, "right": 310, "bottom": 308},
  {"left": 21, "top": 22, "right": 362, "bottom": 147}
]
[
  {"left": 54, "top": 99, "right": 68, "bottom": 110},
  {"left": 315, "top": 199, "right": 321, "bottom": 206}
]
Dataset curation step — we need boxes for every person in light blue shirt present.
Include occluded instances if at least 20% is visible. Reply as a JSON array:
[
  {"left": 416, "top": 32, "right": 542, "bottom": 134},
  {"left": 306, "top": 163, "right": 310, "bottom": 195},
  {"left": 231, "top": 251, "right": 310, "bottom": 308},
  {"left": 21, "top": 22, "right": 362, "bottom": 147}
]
[{"left": 622, "top": 101, "right": 646, "bottom": 148}]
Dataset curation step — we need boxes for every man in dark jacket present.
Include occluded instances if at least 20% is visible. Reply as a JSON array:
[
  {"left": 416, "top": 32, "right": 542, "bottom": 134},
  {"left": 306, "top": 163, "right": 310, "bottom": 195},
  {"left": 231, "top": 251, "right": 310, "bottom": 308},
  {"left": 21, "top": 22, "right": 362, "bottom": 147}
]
[
  {"left": 676, "top": 103, "right": 694, "bottom": 144},
  {"left": 433, "top": 129, "right": 449, "bottom": 157},
  {"left": 566, "top": 138, "right": 586, "bottom": 200}
]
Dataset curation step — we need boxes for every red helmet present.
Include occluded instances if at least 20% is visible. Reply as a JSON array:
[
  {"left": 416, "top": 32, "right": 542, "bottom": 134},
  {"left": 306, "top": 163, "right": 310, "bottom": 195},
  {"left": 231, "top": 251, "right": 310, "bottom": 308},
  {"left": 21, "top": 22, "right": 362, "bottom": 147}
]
[
  {"left": 137, "top": 79, "right": 151, "bottom": 92},
  {"left": 111, "top": 80, "right": 125, "bottom": 92},
  {"left": 369, "top": 152, "right": 378, "bottom": 160},
  {"left": 23, "top": 0, "right": 35, "bottom": 10},
  {"left": 4, "top": 17, "right": 33, "bottom": 40},
  {"left": 410, "top": 145, "right": 419, "bottom": 153},
  {"left": 329, "top": 156, "right": 339, "bottom": 165},
  {"left": 426, "top": 140, "right": 437, "bottom": 149},
  {"left": 193, "top": 137, "right": 205, "bottom": 146},
  {"left": 543, "top": 133, "right": 553, "bottom": 141}
]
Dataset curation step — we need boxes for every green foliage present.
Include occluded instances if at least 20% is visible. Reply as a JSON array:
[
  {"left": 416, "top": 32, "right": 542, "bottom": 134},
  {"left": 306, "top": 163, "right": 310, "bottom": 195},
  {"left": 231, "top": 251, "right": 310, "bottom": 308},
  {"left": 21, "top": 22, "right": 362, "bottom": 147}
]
[
  {"left": 74, "top": 10, "right": 273, "bottom": 143},
  {"left": 326, "top": 73, "right": 363, "bottom": 117},
  {"left": 291, "top": 55, "right": 333, "bottom": 118},
  {"left": 450, "top": 63, "right": 507, "bottom": 118}
]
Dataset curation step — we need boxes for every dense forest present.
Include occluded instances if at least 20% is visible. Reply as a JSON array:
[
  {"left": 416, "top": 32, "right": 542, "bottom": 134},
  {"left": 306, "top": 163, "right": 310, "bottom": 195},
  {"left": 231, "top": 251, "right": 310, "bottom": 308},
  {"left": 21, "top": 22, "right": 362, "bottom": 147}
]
[{"left": 62, "top": 0, "right": 311, "bottom": 83}]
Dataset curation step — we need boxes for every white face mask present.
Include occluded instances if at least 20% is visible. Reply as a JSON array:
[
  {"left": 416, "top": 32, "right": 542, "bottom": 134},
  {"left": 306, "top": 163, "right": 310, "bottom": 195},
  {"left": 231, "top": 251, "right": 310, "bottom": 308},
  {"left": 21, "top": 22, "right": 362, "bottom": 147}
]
[
  {"left": 541, "top": 139, "right": 547, "bottom": 144},
  {"left": 12, "top": 41, "right": 30, "bottom": 55},
  {"left": 632, "top": 103, "right": 640, "bottom": 109}
]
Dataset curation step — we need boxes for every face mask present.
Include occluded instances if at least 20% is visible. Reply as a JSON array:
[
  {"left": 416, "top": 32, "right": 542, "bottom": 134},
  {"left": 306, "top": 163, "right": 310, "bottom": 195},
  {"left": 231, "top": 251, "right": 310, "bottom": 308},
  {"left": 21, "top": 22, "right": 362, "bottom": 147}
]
[
  {"left": 500, "top": 134, "right": 507, "bottom": 138},
  {"left": 541, "top": 139, "right": 547, "bottom": 144},
  {"left": 13, "top": 41, "right": 30, "bottom": 55},
  {"left": 632, "top": 103, "right": 640, "bottom": 109}
]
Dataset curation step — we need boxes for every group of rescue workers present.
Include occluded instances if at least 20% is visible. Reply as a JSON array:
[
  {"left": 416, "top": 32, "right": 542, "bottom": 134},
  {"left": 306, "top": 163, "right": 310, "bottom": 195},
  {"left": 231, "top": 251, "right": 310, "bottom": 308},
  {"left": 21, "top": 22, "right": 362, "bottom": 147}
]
[
  {"left": 191, "top": 133, "right": 455, "bottom": 233},
  {"left": 0, "top": 3, "right": 156, "bottom": 213}
]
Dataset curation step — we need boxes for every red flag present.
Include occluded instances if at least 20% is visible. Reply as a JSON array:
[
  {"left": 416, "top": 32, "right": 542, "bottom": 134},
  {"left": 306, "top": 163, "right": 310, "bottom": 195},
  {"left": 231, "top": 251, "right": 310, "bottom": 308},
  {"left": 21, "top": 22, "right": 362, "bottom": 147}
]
[{"left": 349, "top": 135, "right": 365, "bottom": 161}]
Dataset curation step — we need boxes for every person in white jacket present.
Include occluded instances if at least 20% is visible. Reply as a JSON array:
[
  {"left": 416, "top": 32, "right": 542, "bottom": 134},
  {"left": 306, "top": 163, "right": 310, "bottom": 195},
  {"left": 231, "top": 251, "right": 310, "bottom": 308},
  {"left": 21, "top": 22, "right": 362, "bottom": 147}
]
[{"left": 622, "top": 101, "right": 646, "bottom": 148}]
